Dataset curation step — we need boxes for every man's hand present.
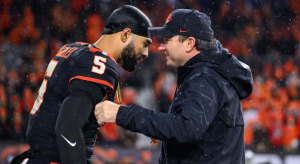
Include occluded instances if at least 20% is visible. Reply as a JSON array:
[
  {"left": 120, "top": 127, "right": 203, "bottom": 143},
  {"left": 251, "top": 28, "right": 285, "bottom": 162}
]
[
  {"left": 150, "top": 138, "right": 160, "bottom": 147},
  {"left": 95, "top": 100, "right": 120, "bottom": 126}
]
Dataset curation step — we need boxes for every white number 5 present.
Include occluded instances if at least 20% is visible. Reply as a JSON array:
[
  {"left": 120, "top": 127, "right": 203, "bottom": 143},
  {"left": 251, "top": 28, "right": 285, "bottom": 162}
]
[{"left": 92, "top": 56, "right": 107, "bottom": 75}]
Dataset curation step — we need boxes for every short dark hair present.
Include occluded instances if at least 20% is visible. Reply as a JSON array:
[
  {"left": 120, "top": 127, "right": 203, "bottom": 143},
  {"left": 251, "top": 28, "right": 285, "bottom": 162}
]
[{"left": 178, "top": 35, "right": 216, "bottom": 51}]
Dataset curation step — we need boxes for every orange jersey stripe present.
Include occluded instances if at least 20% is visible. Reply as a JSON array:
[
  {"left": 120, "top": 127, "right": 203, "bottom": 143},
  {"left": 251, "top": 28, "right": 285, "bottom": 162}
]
[
  {"left": 69, "top": 76, "right": 114, "bottom": 90},
  {"left": 75, "top": 42, "right": 89, "bottom": 45}
]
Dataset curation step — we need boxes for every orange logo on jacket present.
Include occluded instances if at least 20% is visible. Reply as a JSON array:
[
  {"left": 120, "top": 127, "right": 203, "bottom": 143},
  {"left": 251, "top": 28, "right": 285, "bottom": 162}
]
[{"left": 165, "top": 14, "right": 172, "bottom": 24}]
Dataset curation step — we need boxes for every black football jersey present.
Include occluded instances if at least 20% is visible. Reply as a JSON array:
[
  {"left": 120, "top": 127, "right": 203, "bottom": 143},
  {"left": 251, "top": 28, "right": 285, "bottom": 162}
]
[{"left": 26, "top": 42, "right": 120, "bottom": 157}]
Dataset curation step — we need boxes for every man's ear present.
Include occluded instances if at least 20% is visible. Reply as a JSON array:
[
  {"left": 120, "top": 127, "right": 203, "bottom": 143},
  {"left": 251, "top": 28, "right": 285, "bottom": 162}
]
[
  {"left": 186, "top": 37, "right": 196, "bottom": 52},
  {"left": 121, "top": 28, "right": 132, "bottom": 43}
]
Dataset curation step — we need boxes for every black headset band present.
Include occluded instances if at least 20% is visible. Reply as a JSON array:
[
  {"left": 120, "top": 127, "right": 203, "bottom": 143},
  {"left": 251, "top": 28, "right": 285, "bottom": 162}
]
[{"left": 102, "top": 24, "right": 150, "bottom": 38}]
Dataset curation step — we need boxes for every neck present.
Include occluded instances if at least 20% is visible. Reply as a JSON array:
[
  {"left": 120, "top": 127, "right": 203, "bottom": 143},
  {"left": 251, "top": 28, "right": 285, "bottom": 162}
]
[
  {"left": 93, "top": 34, "right": 123, "bottom": 62},
  {"left": 181, "top": 50, "right": 201, "bottom": 66},
  {"left": 189, "top": 50, "right": 201, "bottom": 60}
]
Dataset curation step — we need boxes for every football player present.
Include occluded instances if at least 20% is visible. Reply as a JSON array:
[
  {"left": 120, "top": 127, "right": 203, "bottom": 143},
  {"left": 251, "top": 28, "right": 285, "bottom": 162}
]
[{"left": 10, "top": 5, "right": 152, "bottom": 164}]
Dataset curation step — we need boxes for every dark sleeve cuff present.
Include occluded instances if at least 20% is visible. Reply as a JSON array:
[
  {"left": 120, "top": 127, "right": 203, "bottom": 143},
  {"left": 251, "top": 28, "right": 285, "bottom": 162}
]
[{"left": 116, "top": 105, "right": 129, "bottom": 126}]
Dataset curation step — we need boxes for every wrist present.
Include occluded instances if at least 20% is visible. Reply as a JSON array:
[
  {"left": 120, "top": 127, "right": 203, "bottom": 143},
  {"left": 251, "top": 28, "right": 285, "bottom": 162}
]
[{"left": 112, "top": 104, "right": 120, "bottom": 122}]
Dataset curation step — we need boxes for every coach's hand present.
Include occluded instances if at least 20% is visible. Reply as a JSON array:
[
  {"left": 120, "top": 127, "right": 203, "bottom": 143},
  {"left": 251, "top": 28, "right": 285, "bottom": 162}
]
[{"left": 95, "top": 100, "right": 120, "bottom": 126}]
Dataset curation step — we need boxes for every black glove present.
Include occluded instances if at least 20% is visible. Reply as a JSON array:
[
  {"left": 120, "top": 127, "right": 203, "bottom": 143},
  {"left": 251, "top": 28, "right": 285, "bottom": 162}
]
[{"left": 9, "top": 149, "right": 33, "bottom": 164}]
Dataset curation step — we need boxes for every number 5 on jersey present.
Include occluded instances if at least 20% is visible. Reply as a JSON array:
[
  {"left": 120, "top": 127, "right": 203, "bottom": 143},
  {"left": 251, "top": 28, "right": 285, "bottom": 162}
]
[
  {"left": 31, "top": 55, "right": 106, "bottom": 115},
  {"left": 92, "top": 56, "right": 107, "bottom": 75}
]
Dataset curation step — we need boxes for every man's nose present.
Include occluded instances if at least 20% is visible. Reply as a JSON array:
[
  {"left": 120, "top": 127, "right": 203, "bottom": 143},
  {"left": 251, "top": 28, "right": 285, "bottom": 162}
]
[
  {"left": 142, "top": 47, "right": 149, "bottom": 58},
  {"left": 158, "top": 43, "right": 166, "bottom": 51}
]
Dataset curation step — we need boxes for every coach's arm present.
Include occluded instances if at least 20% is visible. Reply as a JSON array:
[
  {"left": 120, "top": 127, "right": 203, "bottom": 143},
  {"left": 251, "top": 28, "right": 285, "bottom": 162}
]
[{"left": 95, "top": 77, "right": 219, "bottom": 144}]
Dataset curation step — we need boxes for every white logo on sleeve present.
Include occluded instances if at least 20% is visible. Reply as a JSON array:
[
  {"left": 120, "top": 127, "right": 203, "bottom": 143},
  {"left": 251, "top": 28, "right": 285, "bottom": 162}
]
[{"left": 61, "top": 134, "right": 76, "bottom": 147}]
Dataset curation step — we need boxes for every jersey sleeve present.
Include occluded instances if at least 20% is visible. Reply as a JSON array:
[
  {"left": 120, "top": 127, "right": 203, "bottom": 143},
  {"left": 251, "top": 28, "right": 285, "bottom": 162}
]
[{"left": 70, "top": 48, "right": 120, "bottom": 98}]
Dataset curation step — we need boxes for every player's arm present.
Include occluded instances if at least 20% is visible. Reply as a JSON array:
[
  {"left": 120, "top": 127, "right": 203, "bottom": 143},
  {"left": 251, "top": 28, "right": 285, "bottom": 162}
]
[{"left": 55, "top": 79, "right": 107, "bottom": 164}]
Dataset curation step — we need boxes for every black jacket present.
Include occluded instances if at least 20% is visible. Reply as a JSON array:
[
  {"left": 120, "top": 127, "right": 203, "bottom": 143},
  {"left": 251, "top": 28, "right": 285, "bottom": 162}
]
[{"left": 116, "top": 40, "right": 253, "bottom": 164}]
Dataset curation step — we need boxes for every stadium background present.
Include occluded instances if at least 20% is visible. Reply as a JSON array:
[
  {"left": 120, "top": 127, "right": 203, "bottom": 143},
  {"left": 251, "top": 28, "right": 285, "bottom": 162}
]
[{"left": 0, "top": 0, "right": 300, "bottom": 163}]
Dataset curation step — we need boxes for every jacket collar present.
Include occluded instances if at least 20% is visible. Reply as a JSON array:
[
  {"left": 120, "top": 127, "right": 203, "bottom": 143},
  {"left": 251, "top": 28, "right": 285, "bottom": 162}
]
[{"left": 176, "top": 40, "right": 230, "bottom": 86}]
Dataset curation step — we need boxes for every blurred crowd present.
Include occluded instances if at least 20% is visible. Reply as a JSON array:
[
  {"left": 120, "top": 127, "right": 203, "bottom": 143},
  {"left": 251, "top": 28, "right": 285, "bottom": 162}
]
[
  {"left": 0, "top": 143, "right": 158, "bottom": 164},
  {"left": 0, "top": 0, "right": 300, "bottom": 159}
]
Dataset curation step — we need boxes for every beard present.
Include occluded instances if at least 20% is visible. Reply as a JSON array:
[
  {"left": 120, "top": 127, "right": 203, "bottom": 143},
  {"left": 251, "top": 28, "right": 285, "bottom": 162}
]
[{"left": 119, "top": 41, "right": 139, "bottom": 72}]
